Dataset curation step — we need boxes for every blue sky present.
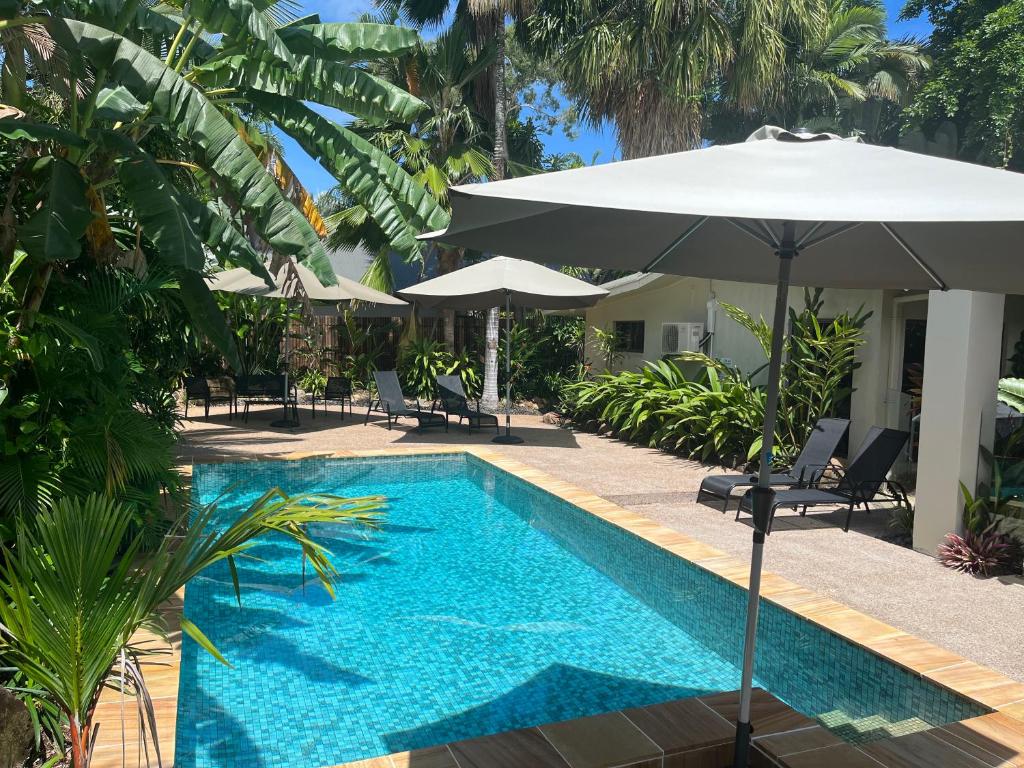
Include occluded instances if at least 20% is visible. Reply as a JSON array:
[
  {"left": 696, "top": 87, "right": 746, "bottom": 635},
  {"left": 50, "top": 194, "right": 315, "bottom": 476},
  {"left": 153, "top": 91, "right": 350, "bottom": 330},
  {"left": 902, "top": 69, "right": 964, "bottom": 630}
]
[{"left": 287, "top": 0, "right": 931, "bottom": 194}]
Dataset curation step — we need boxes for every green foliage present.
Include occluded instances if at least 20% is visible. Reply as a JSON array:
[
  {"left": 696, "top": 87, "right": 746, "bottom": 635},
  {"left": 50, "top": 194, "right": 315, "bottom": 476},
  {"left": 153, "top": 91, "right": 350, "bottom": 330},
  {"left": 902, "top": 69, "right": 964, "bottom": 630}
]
[
  {"left": 500, "top": 315, "right": 586, "bottom": 405},
  {"left": 902, "top": 0, "right": 1024, "bottom": 169},
  {"left": 0, "top": 490, "right": 384, "bottom": 765},
  {"left": 997, "top": 377, "right": 1024, "bottom": 414},
  {"left": 566, "top": 359, "right": 766, "bottom": 464},
  {"left": 590, "top": 325, "right": 623, "bottom": 370},
  {"left": 565, "top": 291, "right": 867, "bottom": 467},
  {"left": 1007, "top": 333, "right": 1024, "bottom": 377},
  {"left": 298, "top": 369, "right": 327, "bottom": 396}
]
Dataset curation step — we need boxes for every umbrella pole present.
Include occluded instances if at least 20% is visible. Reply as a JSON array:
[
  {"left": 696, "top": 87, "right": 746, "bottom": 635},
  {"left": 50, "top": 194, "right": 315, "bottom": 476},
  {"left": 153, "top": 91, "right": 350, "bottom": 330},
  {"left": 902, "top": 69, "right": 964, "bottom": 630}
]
[
  {"left": 493, "top": 290, "right": 524, "bottom": 445},
  {"left": 270, "top": 299, "right": 300, "bottom": 429},
  {"left": 733, "top": 223, "right": 795, "bottom": 768}
]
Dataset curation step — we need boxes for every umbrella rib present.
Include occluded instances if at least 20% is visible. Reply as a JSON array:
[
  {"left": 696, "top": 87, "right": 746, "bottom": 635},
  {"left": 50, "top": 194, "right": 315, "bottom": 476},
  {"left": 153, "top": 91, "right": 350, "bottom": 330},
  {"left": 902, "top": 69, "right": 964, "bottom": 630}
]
[
  {"left": 757, "top": 220, "right": 781, "bottom": 247},
  {"left": 880, "top": 223, "right": 948, "bottom": 290},
  {"left": 726, "top": 218, "right": 778, "bottom": 248},
  {"left": 799, "top": 222, "right": 863, "bottom": 250},
  {"left": 795, "top": 222, "right": 826, "bottom": 248},
  {"left": 642, "top": 216, "right": 710, "bottom": 273}
]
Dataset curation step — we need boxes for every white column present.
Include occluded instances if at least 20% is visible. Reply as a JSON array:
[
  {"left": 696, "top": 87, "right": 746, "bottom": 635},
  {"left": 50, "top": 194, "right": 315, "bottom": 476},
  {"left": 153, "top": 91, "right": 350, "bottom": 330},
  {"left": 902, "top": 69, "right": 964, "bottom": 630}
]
[{"left": 913, "top": 290, "right": 1005, "bottom": 553}]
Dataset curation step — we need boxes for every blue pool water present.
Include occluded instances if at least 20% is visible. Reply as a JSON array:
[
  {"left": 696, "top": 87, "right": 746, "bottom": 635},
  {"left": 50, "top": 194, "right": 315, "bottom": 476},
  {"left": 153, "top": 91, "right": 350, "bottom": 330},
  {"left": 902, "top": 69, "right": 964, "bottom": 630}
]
[{"left": 179, "top": 454, "right": 984, "bottom": 768}]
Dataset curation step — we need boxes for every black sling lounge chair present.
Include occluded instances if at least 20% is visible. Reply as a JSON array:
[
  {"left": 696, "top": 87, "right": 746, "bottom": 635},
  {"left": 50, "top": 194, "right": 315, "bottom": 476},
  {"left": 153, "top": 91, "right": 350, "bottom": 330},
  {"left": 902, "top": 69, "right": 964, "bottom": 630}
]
[
  {"left": 696, "top": 417, "right": 850, "bottom": 512},
  {"left": 434, "top": 375, "right": 499, "bottom": 434},
  {"left": 365, "top": 370, "right": 446, "bottom": 431},
  {"left": 736, "top": 426, "right": 911, "bottom": 533}
]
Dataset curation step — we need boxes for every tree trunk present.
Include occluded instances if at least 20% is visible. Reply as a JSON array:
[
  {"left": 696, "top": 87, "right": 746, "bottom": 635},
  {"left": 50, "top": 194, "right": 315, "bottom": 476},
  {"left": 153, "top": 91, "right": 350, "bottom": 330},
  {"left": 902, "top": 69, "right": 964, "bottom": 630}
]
[
  {"left": 482, "top": 306, "right": 500, "bottom": 411},
  {"left": 437, "top": 247, "right": 463, "bottom": 352},
  {"left": 481, "top": 17, "right": 508, "bottom": 411}
]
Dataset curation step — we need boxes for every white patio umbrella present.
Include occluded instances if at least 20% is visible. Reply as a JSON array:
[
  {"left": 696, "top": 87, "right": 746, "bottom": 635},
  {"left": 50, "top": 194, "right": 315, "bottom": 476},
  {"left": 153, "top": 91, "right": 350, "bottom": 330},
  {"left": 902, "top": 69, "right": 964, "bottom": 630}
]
[
  {"left": 420, "top": 126, "right": 1024, "bottom": 766},
  {"left": 398, "top": 256, "right": 607, "bottom": 444},
  {"left": 208, "top": 257, "right": 406, "bottom": 426}
]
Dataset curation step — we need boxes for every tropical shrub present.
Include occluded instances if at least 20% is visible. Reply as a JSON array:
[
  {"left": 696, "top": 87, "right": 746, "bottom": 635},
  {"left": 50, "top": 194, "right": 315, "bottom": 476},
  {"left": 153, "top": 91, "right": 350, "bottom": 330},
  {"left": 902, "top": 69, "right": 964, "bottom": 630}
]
[
  {"left": 502, "top": 316, "right": 586, "bottom": 405},
  {"left": 0, "top": 491, "right": 383, "bottom": 768},
  {"left": 298, "top": 369, "right": 327, "bottom": 397},
  {"left": 564, "top": 290, "right": 867, "bottom": 467},
  {"left": 937, "top": 531, "right": 1014, "bottom": 576},
  {"left": 398, "top": 338, "right": 482, "bottom": 401}
]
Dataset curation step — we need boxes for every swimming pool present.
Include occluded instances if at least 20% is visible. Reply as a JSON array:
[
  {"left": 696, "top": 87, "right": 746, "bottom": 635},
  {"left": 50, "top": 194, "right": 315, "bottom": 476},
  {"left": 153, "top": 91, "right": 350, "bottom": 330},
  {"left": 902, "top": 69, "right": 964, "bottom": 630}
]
[{"left": 179, "top": 453, "right": 984, "bottom": 767}]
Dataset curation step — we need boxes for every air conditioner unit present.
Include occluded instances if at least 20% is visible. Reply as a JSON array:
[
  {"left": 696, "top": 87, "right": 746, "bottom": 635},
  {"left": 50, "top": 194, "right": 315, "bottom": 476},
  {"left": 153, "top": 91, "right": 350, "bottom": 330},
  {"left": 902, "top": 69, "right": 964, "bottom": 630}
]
[{"left": 661, "top": 322, "right": 705, "bottom": 355}]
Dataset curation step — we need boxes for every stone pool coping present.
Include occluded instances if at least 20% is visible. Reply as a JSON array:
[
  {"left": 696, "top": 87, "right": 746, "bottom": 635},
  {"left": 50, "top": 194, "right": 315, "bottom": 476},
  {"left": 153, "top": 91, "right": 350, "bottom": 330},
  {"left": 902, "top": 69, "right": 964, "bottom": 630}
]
[{"left": 90, "top": 446, "right": 1024, "bottom": 767}]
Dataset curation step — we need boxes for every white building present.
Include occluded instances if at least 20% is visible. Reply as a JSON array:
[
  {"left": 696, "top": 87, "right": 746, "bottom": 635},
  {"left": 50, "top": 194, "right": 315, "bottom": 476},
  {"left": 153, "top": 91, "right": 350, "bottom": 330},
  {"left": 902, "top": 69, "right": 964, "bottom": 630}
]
[{"left": 583, "top": 274, "right": 1024, "bottom": 554}]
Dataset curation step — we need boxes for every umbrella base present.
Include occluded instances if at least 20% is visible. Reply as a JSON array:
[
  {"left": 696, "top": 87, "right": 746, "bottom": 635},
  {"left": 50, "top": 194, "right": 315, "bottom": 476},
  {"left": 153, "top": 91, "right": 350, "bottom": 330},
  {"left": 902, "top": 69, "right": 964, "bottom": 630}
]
[
  {"left": 269, "top": 419, "right": 300, "bottom": 428},
  {"left": 492, "top": 433, "right": 524, "bottom": 445}
]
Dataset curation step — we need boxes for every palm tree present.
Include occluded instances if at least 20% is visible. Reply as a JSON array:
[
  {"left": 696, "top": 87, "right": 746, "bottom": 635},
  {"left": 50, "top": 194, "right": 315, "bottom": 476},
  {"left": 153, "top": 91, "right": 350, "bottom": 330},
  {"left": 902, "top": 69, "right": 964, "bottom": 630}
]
[
  {"left": 319, "top": 22, "right": 495, "bottom": 349},
  {"left": 770, "top": 0, "right": 930, "bottom": 136},
  {"left": 521, "top": 0, "right": 824, "bottom": 158},
  {"left": 705, "top": 0, "right": 929, "bottom": 144},
  {"left": 0, "top": 491, "right": 383, "bottom": 768},
  {"left": 386, "top": 0, "right": 536, "bottom": 409}
]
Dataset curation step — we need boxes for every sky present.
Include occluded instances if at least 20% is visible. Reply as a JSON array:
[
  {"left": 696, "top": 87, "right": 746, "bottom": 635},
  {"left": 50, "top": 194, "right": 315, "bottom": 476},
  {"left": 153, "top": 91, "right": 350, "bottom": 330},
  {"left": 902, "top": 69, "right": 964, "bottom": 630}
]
[{"left": 286, "top": 0, "right": 932, "bottom": 195}]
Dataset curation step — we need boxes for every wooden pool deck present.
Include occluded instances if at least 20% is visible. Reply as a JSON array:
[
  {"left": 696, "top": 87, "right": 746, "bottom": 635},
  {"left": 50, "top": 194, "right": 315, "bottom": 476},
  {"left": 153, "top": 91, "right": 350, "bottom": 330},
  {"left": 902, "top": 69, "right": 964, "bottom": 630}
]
[{"left": 90, "top": 447, "right": 1024, "bottom": 768}]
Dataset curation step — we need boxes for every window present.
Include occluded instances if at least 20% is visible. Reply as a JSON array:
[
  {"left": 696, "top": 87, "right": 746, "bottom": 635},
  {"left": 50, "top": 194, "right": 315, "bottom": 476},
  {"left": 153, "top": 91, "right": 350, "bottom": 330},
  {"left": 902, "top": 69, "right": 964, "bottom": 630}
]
[{"left": 614, "top": 321, "right": 645, "bottom": 354}]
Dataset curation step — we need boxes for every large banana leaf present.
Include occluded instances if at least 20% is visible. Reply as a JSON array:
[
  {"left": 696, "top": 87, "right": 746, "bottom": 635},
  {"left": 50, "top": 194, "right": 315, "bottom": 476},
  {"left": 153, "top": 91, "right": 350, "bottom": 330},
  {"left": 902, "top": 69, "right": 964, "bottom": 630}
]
[
  {"left": 131, "top": 5, "right": 216, "bottom": 60},
  {"left": 277, "top": 22, "right": 419, "bottom": 62},
  {"left": 17, "top": 157, "right": 93, "bottom": 262},
  {"left": 246, "top": 90, "right": 449, "bottom": 258},
  {"left": 65, "top": 20, "right": 333, "bottom": 284},
  {"left": 998, "top": 378, "right": 1024, "bottom": 414},
  {"left": 0, "top": 119, "right": 87, "bottom": 148},
  {"left": 185, "top": 197, "right": 272, "bottom": 284},
  {"left": 94, "top": 130, "right": 205, "bottom": 270},
  {"left": 177, "top": 270, "right": 243, "bottom": 371},
  {"left": 188, "top": 0, "right": 295, "bottom": 68},
  {"left": 193, "top": 52, "right": 426, "bottom": 126}
]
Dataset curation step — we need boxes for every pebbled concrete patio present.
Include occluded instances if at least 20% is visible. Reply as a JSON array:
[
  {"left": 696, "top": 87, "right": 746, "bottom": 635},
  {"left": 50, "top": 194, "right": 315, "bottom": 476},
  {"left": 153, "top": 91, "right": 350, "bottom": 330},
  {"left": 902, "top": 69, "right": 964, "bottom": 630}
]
[{"left": 179, "top": 404, "right": 1024, "bottom": 681}]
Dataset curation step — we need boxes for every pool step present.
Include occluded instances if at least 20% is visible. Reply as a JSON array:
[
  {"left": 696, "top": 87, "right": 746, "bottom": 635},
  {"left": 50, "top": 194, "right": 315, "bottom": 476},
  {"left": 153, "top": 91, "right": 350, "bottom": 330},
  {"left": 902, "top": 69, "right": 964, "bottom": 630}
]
[{"left": 817, "top": 708, "right": 933, "bottom": 743}]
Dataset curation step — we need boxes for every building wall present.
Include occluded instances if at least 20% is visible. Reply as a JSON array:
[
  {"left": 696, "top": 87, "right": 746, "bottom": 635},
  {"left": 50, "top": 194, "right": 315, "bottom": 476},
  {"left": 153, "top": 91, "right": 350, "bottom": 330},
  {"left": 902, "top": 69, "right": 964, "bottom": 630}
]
[{"left": 584, "top": 277, "right": 892, "bottom": 454}]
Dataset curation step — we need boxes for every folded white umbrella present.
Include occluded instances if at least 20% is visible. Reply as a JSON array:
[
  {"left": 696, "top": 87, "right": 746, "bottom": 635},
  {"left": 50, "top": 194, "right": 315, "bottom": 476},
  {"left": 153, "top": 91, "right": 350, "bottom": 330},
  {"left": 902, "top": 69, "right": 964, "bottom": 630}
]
[
  {"left": 206, "top": 257, "right": 407, "bottom": 305},
  {"left": 421, "top": 125, "right": 1024, "bottom": 767},
  {"left": 399, "top": 256, "right": 607, "bottom": 443}
]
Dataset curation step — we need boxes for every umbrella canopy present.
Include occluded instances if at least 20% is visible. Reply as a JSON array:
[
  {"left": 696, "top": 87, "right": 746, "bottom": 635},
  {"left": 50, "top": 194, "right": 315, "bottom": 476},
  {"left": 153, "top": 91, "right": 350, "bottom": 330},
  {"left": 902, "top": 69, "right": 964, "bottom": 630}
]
[
  {"left": 396, "top": 255, "right": 608, "bottom": 310},
  {"left": 207, "top": 257, "right": 407, "bottom": 306},
  {"left": 421, "top": 125, "right": 1024, "bottom": 768},
  {"left": 423, "top": 127, "right": 1024, "bottom": 293}
]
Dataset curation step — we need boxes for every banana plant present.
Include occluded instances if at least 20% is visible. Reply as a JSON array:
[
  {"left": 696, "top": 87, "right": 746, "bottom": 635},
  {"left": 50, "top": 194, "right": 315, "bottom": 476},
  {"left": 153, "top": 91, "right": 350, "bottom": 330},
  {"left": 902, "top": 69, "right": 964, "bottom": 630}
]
[{"left": 0, "top": 0, "right": 449, "bottom": 367}]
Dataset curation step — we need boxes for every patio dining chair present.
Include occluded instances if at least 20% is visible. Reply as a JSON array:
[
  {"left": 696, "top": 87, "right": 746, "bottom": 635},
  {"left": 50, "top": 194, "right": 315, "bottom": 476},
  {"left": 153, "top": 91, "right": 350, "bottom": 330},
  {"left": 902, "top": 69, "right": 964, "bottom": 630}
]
[
  {"left": 434, "top": 375, "right": 499, "bottom": 434},
  {"left": 365, "top": 370, "right": 446, "bottom": 432},
  {"left": 312, "top": 376, "right": 353, "bottom": 419},
  {"left": 183, "top": 376, "right": 235, "bottom": 420},
  {"left": 736, "top": 426, "right": 911, "bottom": 533},
  {"left": 696, "top": 417, "right": 850, "bottom": 512}
]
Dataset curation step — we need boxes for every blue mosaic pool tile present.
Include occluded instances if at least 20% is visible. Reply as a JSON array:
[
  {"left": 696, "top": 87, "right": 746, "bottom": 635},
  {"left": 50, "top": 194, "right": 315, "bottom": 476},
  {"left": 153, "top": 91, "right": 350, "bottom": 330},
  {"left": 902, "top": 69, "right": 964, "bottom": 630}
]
[{"left": 176, "top": 454, "right": 986, "bottom": 768}]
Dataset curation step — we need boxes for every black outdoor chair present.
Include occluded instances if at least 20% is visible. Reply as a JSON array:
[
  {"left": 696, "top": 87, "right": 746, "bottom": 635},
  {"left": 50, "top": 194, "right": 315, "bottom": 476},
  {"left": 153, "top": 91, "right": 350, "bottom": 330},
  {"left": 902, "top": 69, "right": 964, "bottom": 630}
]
[
  {"left": 434, "top": 374, "right": 499, "bottom": 434},
  {"left": 365, "top": 370, "right": 446, "bottom": 432},
  {"left": 183, "top": 376, "right": 235, "bottom": 420},
  {"left": 312, "top": 376, "right": 353, "bottom": 419},
  {"left": 736, "top": 426, "right": 911, "bottom": 533},
  {"left": 696, "top": 417, "right": 850, "bottom": 512},
  {"left": 234, "top": 374, "right": 298, "bottom": 423}
]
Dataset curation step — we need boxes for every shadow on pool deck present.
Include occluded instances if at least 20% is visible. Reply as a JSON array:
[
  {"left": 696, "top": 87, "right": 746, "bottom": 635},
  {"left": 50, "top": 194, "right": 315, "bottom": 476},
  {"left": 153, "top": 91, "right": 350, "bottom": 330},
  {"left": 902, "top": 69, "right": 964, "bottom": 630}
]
[{"left": 381, "top": 663, "right": 714, "bottom": 755}]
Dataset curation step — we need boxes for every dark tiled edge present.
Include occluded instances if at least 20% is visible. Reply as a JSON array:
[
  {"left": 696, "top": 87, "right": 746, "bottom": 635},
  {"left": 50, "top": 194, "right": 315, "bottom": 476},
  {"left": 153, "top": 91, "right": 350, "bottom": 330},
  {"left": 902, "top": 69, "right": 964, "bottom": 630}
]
[{"left": 330, "top": 689, "right": 801, "bottom": 768}]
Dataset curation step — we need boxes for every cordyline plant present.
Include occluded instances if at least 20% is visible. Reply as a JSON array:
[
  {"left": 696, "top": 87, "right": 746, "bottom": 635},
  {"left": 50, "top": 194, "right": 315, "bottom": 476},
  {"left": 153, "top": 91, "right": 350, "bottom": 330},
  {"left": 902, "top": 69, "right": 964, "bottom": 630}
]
[{"left": 0, "top": 490, "right": 384, "bottom": 768}]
